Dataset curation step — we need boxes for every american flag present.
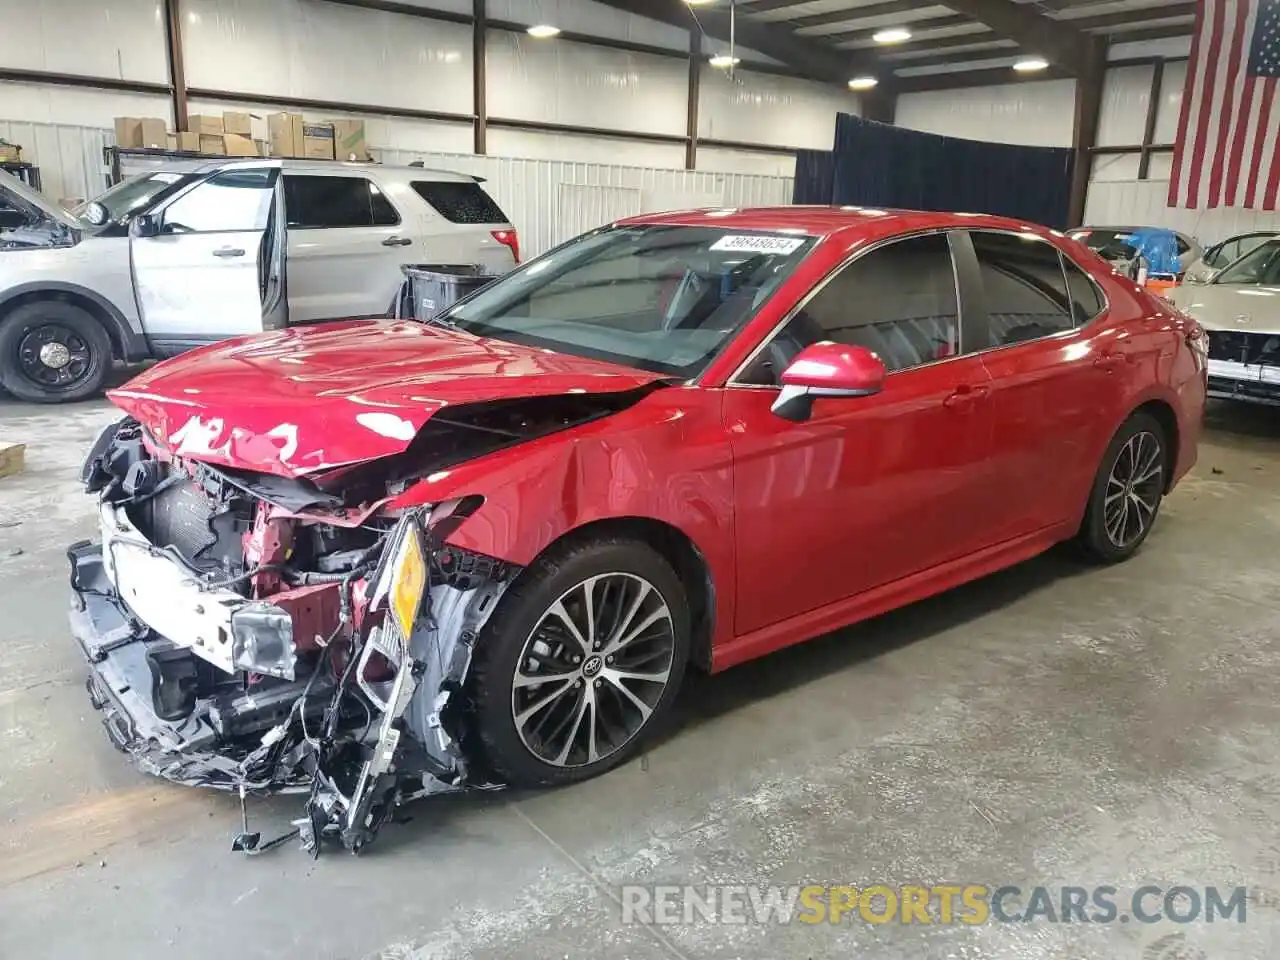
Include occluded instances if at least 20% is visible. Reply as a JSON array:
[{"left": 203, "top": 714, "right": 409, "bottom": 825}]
[{"left": 1169, "top": 0, "right": 1280, "bottom": 209}]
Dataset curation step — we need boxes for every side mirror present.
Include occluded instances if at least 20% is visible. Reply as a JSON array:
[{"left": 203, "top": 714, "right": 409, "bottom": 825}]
[
  {"left": 82, "top": 201, "right": 108, "bottom": 227},
  {"left": 771, "top": 341, "right": 886, "bottom": 422},
  {"left": 131, "top": 213, "right": 161, "bottom": 238}
]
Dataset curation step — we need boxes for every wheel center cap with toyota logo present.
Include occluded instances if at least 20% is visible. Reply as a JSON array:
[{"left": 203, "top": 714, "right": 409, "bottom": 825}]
[{"left": 582, "top": 655, "right": 603, "bottom": 677}]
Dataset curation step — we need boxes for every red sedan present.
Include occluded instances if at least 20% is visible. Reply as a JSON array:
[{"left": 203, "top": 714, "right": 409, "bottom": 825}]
[{"left": 72, "top": 207, "right": 1206, "bottom": 854}]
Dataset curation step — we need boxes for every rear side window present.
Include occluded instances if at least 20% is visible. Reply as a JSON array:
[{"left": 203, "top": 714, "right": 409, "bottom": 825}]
[
  {"left": 284, "top": 175, "right": 399, "bottom": 229},
  {"left": 1062, "top": 256, "right": 1105, "bottom": 324},
  {"left": 970, "top": 231, "right": 1075, "bottom": 347},
  {"left": 412, "top": 180, "right": 508, "bottom": 224}
]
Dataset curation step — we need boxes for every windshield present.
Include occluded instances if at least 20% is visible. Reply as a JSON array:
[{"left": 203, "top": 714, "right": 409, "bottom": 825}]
[
  {"left": 1213, "top": 239, "right": 1280, "bottom": 285},
  {"left": 78, "top": 172, "right": 196, "bottom": 228},
  {"left": 1073, "top": 229, "right": 1139, "bottom": 261},
  {"left": 440, "top": 225, "right": 817, "bottom": 377}
]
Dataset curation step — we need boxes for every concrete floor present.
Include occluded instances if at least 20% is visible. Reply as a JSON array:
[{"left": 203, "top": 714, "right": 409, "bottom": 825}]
[{"left": 0, "top": 384, "right": 1277, "bottom": 960}]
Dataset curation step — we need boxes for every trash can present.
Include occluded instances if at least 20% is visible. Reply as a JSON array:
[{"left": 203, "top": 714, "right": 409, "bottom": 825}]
[{"left": 395, "top": 264, "right": 498, "bottom": 320}]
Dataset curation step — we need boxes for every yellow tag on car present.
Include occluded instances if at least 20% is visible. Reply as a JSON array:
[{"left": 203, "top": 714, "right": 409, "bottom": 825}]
[{"left": 390, "top": 523, "right": 427, "bottom": 641}]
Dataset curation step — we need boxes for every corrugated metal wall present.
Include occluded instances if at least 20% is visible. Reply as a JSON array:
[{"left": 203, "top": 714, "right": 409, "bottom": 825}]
[
  {"left": 1083, "top": 179, "right": 1280, "bottom": 244},
  {"left": 1, "top": 119, "right": 795, "bottom": 258},
  {"left": 379, "top": 149, "right": 792, "bottom": 256},
  {"left": 0, "top": 120, "right": 108, "bottom": 203}
]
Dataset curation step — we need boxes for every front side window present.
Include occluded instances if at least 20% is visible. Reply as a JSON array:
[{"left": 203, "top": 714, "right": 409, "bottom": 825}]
[
  {"left": 284, "top": 175, "right": 399, "bottom": 229},
  {"left": 740, "top": 233, "right": 960, "bottom": 384},
  {"left": 971, "top": 231, "right": 1075, "bottom": 347},
  {"left": 440, "top": 225, "right": 816, "bottom": 377},
  {"left": 161, "top": 168, "right": 275, "bottom": 234},
  {"left": 1206, "top": 240, "right": 1237, "bottom": 268},
  {"left": 1214, "top": 239, "right": 1280, "bottom": 285}
]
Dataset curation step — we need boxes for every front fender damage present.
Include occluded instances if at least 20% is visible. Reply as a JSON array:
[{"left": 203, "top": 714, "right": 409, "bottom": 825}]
[{"left": 71, "top": 418, "right": 522, "bottom": 857}]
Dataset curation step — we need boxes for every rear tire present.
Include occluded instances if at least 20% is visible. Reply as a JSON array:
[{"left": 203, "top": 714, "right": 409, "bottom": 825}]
[
  {"left": 468, "top": 536, "right": 690, "bottom": 788},
  {"left": 1077, "top": 411, "right": 1167, "bottom": 563},
  {"left": 0, "top": 300, "right": 112, "bottom": 403}
]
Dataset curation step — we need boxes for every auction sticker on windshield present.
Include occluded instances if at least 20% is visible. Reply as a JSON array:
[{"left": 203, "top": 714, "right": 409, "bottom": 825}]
[{"left": 710, "top": 235, "right": 807, "bottom": 255}]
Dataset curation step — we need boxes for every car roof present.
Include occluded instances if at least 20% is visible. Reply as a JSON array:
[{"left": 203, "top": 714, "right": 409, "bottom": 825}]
[
  {"left": 616, "top": 205, "right": 1068, "bottom": 240},
  {"left": 189, "top": 158, "right": 477, "bottom": 181}
]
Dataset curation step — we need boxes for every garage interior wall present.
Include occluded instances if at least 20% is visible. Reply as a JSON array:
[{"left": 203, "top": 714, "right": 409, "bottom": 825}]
[
  {"left": 896, "top": 34, "right": 1280, "bottom": 243},
  {"left": 0, "top": 0, "right": 860, "bottom": 206}
]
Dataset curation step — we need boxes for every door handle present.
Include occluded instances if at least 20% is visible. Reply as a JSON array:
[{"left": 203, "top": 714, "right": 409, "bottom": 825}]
[
  {"left": 381, "top": 236, "right": 413, "bottom": 247},
  {"left": 212, "top": 246, "right": 245, "bottom": 258},
  {"left": 943, "top": 384, "right": 990, "bottom": 410},
  {"left": 1094, "top": 351, "right": 1126, "bottom": 372}
]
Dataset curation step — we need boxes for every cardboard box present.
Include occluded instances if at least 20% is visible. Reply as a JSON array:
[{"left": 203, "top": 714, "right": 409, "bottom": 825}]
[
  {"left": 0, "top": 143, "right": 20, "bottom": 163},
  {"left": 0, "top": 442, "right": 25, "bottom": 480},
  {"left": 302, "top": 122, "right": 335, "bottom": 160},
  {"left": 187, "top": 114, "right": 224, "bottom": 135},
  {"left": 174, "top": 131, "right": 201, "bottom": 152},
  {"left": 166, "top": 133, "right": 177, "bottom": 151},
  {"left": 330, "top": 119, "right": 367, "bottom": 161},
  {"left": 222, "top": 112, "right": 253, "bottom": 137},
  {"left": 113, "top": 117, "right": 141, "bottom": 146},
  {"left": 268, "top": 112, "right": 304, "bottom": 157},
  {"left": 114, "top": 116, "right": 170, "bottom": 148},
  {"left": 140, "top": 117, "right": 167, "bottom": 148},
  {"left": 199, "top": 134, "right": 226, "bottom": 156},
  {"left": 222, "top": 133, "right": 258, "bottom": 157}
]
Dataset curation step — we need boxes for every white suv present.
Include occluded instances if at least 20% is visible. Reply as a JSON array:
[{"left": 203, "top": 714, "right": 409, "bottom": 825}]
[{"left": 0, "top": 160, "right": 519, "bottom": 402}]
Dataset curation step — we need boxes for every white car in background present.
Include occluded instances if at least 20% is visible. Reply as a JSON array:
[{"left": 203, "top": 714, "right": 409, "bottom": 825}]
[
  {"left": 0, "top": 160, "right": 519, "bottom": 403},
  {"left": 1183, "top": 230, "right": 1280, "bottom": 284},
  {"left": 1170, "top": 237, "right": 1280, "bottom": 406}
]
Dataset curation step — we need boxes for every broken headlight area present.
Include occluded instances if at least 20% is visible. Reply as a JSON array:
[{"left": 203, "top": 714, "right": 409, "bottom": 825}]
[{"left": 70, "top": 417, "right": 516, "bottom": 856}]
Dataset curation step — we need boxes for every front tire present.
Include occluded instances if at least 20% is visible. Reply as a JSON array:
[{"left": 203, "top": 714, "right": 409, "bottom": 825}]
[
  {"left": 0, "top": 300, "right": 112, "bottom": 403},
  {"left": 468, "top": 536, "right": 690, "bottom": 788},
  {"left": 1077, "top": 412, "right": 1167, "bottom": 563}
]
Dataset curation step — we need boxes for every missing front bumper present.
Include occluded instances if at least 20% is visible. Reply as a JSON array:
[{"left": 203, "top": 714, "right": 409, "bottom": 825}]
[{"left": 68, "top": 511, "right": 515, "bottom": 855}]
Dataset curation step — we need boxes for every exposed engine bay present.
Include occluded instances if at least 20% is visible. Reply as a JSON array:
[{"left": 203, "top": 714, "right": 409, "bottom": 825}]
[{"left": 70, "top": 416, "right": 520, "bottom": 856}]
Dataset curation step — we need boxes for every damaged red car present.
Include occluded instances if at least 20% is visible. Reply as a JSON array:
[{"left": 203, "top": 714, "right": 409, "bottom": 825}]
[{"left": 70, "top": 208, "right": 1206, "bottom": 854}]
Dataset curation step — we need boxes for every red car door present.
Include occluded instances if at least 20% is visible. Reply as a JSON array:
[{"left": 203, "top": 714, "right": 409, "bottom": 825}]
[
  {"left": 724, "top": 232, "right": 996, "bottom": 636},
  {"left": 958, "top": 230, "right": 1132, "bottom": 542}
]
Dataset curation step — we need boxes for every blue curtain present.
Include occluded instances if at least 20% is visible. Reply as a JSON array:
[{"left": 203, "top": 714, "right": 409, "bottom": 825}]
[
  {"left": 793, "top": 149, "right": 835, "bottom": 205},
  {"left": 791, "top": 114, "right": 1075, "bottom": 230}
]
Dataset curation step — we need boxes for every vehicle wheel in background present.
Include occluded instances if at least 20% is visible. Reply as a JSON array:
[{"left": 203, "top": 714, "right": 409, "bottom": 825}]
[
  {"left": 0, "top": 300, "right": 112, "bottom": 403},
  {"left": 1077, "top": 411, "right": 1167, "bottom": 563},
  {"left": 468, "top": 535, "right": 690, "bottom": 788}
]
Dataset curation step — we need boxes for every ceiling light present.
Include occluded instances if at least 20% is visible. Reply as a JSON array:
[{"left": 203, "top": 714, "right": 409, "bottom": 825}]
[
  {"left": 709, "top": 54, "right": 741, "bottom": 68},
  {"left": 872, "top": 27, "right": 912, "bottom": 44},
  {"left": 848, "top": 76, "right": 878, "bottom": 90},
  {"left": 1013, "top": 56, "right": 1049, "bottom": 72},
  {"left": 526, "top": 24, "right": 561, "bottom": 38}
]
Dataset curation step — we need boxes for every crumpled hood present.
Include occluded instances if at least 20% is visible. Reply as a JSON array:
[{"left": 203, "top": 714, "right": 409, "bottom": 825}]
[{"left": 109, "top": 320, "right": 664, "bottom": 478}]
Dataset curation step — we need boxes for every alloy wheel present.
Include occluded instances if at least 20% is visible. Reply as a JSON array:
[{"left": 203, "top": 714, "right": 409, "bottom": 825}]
[
  {"left": 16, "top": 322, "right": 95, "bottom": 391},
  {"left": 1103, "top": 430, "right": 1164, "bottom": 548},
  {"left": 511, "top": 572, "right": 675, "bottom": 768}
]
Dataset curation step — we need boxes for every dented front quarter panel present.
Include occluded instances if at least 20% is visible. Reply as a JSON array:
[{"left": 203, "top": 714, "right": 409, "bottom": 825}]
[{"left": 387, "top": 385, "right": 739, "bottom": 652}]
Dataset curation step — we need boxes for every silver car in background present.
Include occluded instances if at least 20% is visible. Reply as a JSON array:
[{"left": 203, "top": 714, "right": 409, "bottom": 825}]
[{"left": 1170, "top": 237, "right": 1280, "bottom": 406}]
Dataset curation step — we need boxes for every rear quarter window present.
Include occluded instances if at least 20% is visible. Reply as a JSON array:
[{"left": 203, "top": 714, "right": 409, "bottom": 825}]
[{"left": 412, "top": 180, "right": 509, "bottom": 224}]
